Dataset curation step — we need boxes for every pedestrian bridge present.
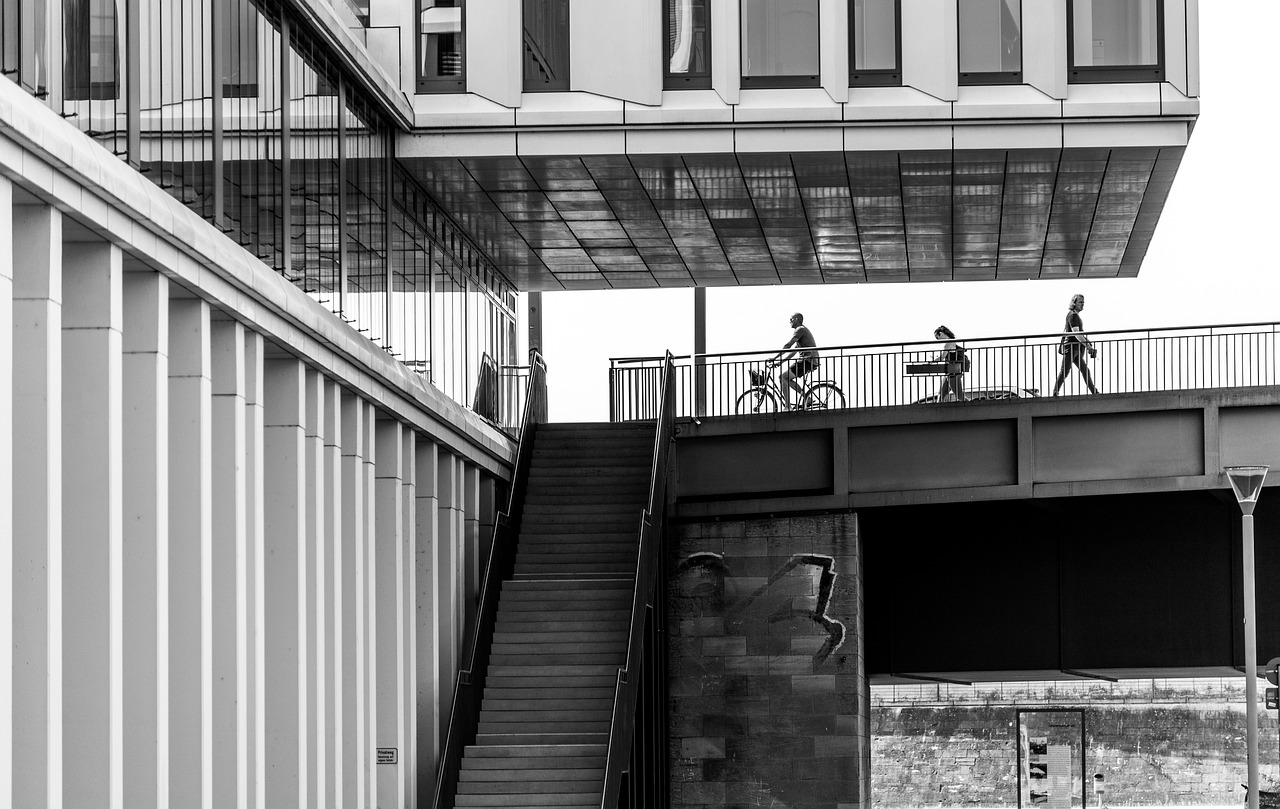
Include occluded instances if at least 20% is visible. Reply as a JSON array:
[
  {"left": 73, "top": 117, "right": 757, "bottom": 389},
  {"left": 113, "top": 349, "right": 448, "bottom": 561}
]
[{"left": 613, "top": 326, "right": 1280, "bottom": 684}]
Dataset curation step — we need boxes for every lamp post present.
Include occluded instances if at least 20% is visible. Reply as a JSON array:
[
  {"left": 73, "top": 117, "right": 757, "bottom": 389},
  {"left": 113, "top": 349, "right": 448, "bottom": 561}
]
[{"left": 1226, "top": 465, "right": 1270, "bottom": 809}]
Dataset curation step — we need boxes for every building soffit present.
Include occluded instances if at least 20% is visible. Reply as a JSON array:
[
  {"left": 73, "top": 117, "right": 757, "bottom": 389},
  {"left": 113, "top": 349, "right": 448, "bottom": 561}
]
[{"left": 398, "top": 134, "right": 1189, "bottom": 292}]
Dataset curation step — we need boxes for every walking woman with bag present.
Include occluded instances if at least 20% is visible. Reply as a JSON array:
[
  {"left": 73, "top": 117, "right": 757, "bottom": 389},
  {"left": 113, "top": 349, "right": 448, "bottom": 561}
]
[{"left": 1052, "top": 293, "right": 1099, "bottom": 396}]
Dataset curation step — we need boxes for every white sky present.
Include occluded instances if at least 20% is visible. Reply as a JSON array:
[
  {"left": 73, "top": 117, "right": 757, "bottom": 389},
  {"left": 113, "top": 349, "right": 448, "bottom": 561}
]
[{"left": 540, "top": 4, "right": 1279, "bottom": 422}]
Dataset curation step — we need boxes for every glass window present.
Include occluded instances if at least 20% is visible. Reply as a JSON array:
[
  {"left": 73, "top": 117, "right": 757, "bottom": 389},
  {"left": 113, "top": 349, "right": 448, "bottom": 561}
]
[
  {"left": 418, "top": 0, "right": 465, "bottom": 92},
  {"left": 665, "top": 0, "right": 711, "bottom": 89},
  {"left": 1068, "top": 0, "right": 1163, "bottom": 83},
  {"left": 849, "top": 0, "right": 900, "bottom": 86},
  {"left": 958, "top": 0, "right": 1021, "bottom": 85},
  {"left": 741, "top": 0, "right": 819, "bottom": 87},
  {"left": 220, "top": 0, "right": 260, "bottom": 99},
  {"left": 523, "top": 0, "right": 569, "bottom": 92},
  {"left": 64, "top": 0, "right": 120, "bottom": 100}
]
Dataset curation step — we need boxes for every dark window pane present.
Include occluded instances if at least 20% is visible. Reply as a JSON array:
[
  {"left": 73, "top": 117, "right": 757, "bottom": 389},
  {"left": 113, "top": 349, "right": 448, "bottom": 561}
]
[
  {"left": 64, "top": 0, "right": 119, "bottom": 100},
  {"left": 419, "top": 0, "right": 464, "bottom": 91},
  {"left": 666, "top": 0, "right": 710, "bottom": 87},
  {"left": 741, "top": 0, "right": 819, "bottom": 86},
  {"left": 1072, "top": 0, "right": 1159, "bottom": 67},
  {"left": 221, "top": 0, "right": 259, "bottom": 98},
  {"left": 852, "top": 0, "right": 897, "bottom": 71},
  {"left": 523, "top": 0, "right": 569, "bottom": 92},
  {"left": 959, "top": 0, "right": 1021, "bottom": 78}
]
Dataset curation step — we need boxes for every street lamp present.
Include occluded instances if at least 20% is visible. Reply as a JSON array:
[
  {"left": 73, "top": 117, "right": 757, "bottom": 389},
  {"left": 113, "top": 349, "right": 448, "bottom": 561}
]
[{"left": 1226, "top": 465, "right": 1270, "bottom": 809}]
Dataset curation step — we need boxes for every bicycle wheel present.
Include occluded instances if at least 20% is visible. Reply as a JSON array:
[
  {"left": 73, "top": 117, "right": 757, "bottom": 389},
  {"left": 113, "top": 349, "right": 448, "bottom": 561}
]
[
  {"left": 804, "top": 382, "right": 846, "bottom": 410},
  {"left": 735, "top": 387, "right": 780, "bottom": 414}
]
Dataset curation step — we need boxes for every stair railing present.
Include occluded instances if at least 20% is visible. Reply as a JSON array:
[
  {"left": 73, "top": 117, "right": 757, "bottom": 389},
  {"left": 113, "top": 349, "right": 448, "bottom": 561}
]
[
  {"left": 432, "top": 349, "right": 547, "bottom": 809},
  {"left": 601, "top": 351, "right": 676, "bottom": 808}
]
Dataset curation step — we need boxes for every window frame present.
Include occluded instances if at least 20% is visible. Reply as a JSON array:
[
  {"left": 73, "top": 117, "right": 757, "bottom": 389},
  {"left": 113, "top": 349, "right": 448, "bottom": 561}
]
[
  {"left": 739, "top": 0, "right": 821, "bottom": 89},
  {"left": 957, "top": 0, "right": 1023, "bottom": 87},
  {"left": 1066, "top": 0, "right": 1165, "bottom": 84},
  {"left": 416, "top": 0, "right": 466, "bottom": 94},
  {"left": 64, "top": 0, "right": 121, "bottom": 101},
  {"left": 663, "top": 0, "right": 712, "bottom": 90},
  {"left": 848, "top": 0, "right": 901, "bottom": 87}
]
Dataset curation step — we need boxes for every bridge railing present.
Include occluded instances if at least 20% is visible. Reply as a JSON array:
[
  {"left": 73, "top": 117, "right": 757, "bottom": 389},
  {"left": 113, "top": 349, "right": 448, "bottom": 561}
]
[{"left": 609, "top": 322, "right": 1280, "bottom": 421}]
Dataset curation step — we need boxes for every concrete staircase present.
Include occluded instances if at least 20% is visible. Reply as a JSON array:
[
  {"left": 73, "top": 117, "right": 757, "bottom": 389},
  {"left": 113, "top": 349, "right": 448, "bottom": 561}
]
[{"left": 455, "top": 422, "right": 655, "bottom": 808}]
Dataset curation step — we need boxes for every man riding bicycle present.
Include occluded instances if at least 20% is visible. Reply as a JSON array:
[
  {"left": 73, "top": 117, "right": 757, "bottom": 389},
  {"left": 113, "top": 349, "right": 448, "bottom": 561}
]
[{"left": 767, "top": 312, "right": 819, "bottom": 409}]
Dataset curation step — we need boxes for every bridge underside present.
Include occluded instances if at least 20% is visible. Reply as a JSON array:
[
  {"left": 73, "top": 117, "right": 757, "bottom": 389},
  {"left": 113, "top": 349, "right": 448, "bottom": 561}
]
[
  {"left": 401, "top": 146, "right": 1185, "bottom": 291},
  {"left": 669, "top": 387, "right": 1280, "bottom": 681}
]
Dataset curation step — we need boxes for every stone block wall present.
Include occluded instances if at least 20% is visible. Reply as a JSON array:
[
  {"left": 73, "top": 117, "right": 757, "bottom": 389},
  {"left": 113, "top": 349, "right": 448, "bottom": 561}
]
[
  {"left": 667, "top": 515, "right": 868, "bottom": 809},
  {"left": 872, "top": 693, "right": 1280, "bottom": 806}
]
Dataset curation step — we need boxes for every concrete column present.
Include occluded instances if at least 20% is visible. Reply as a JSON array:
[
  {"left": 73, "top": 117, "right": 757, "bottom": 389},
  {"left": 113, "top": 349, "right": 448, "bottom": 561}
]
[
  {"left": 10, "top": 200, "right": 63, "bottom": 809},
  {"left": 264, "top": 358, "right": 308, "bottom": 809},
  {"left": 322, "top": 381, "right": 344, "bottom": 809},
  {"left": 462, "top": 463, "right": 482, "bottom": 632},
  {"left": 211, "top": 319, "right": 247, "bottom": 809},
  {"left": 414, "top": 441, "right": 440, "bottom": 802},
  {"left": 61, "top": 239, "right": 124, "bottom": 809},
  {"left": 478, "top": 475, "right": 497, "bottom": 573},
  {"left": 303, "top": 370, "right": 325, "bottom": 809},
  {"left": 122, "top": 269, "right": 169, "bottom": 809},
  {"left": 339, "top": 394, "right": 367, "bottom": 809},
  {"left": 435, "top": 452, "right": 460, "bottom": 733},
  {"left": 0, "top": 177, "right": 11, "bottom": 809},
  {"left": 400, "top": 429, "right": 418, "bottom": 809},
  {"left": 169, "top": 297, "right": 213, "bottom": 809},
  {"left": 244, "top": 331, "right": 267, "bottom": 809},
  {"left": 375, "top": 419, "right": 407, "bottom": 809}
]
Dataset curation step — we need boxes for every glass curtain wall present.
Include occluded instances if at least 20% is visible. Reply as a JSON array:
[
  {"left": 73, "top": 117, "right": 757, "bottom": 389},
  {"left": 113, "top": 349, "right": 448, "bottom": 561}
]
[
  {"left": 9, "top": 0, "right": 519, "bottom": 417},
  {"left": 959, "top": 0, "right": 1022, "bottom": 83}
]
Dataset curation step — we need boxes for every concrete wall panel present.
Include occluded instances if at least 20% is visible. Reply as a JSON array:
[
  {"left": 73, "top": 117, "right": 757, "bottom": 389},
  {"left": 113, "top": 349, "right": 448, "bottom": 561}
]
[
  {"left": 678, "top": 430, "right": 833, "bottom": 499},
  {"left": 1220, "top": 406, "right": 1280, "bottom": 471},
  {"left": 1033, "top": 410, "right": 1204, "bottom": 483},
  {"left": 849, "top": 420, "right": 1018, "bottom": 493}
]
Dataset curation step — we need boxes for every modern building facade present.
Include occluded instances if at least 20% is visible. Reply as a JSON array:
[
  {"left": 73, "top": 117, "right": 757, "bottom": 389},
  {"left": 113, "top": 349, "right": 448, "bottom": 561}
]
[{"left": 1, "top": 0, "right": 1199, "bottom": 807}]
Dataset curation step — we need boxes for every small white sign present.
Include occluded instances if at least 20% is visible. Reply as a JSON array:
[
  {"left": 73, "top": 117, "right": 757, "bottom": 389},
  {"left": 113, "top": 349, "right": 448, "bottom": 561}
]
[{"left": 377, "top": 748, "right": 397, "bottom": 764}]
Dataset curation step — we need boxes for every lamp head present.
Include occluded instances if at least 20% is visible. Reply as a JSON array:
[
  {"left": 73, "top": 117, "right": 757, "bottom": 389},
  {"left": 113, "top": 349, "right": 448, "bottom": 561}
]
[{"left": 1225, "top": 466, "right": 1270, "bottom": 515}]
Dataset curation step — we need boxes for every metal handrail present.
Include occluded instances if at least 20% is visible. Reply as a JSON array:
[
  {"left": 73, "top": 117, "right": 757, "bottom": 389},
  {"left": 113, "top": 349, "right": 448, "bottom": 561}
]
[
  {"left": 609, "top": 322, "right": 1280, "bottom": 420},
  {"left": 600, "top": 351, "right": 675, "bottom": 808},
  {"left": 432, "top": 349, "right": 547, "bottom": 809}
]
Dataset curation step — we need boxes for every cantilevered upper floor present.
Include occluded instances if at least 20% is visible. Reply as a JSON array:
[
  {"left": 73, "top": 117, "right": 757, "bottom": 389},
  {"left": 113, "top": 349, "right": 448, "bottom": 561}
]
[{"left": 388, "top": 0, "right": 1199, "bottom": 290}]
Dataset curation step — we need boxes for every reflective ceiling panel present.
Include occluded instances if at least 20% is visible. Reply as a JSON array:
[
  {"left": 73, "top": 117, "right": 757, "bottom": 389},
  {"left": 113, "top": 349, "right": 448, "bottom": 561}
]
[{"left": 398, "top": 146, "right": 1184, "bottom": 291}]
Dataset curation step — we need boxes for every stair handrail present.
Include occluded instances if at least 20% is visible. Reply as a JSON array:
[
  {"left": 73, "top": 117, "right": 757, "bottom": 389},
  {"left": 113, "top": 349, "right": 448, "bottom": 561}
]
[
  {"left": 432, "top": 349, "right": 547, "bottom": 809},
  {"left": 601, "top": 351, "right": 676, "bottom": 808}
]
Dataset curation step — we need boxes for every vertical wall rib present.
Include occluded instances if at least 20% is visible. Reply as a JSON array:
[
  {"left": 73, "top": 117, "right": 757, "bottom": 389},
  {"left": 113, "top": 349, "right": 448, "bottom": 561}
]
[
  {"left": 245, "top": 331, "right": 267, "bottom": 809},
  {"left": 303, "top": 368, "right": 326, "bottom": 809},
  {"left": 414, "top": 440, "right": 440, "bottom": 801},
  {"left": 339, "top": 393, "right": 368, "bottom": 809},
  {"left": 61, "top": 240, "right": 124, "bottom": 809},
  {"left": 360, "top": 401, "right": 379, "bottom": 809},
  {"left": 211, "top": 319, "right": 248, "bottom": 809},
  {"left": 322, "top": 380, "right": 344, "bottom": 809},
  {"left": 375, "top": 418, "right": 407, "bottom": 809},
  {"left": 122, "top": 269, "right": 169, "bottom": 809},
  {"left": 435, "top": 452, "right": 460, "bottom": 735},
  {"left": 264, "top": 358, "right": 308, "bottom": 809},
  {"left": 401, "top": 428, "right": 419, "bottom": 809},
  {"left": 11, "top": 200, "right": 63, "bottom": 809},
  {"left": 0, "top": 176, "right": 13, "bottom": 809},
  {"left": 169, "top": 297, "right": 213, "bottom": 809}
]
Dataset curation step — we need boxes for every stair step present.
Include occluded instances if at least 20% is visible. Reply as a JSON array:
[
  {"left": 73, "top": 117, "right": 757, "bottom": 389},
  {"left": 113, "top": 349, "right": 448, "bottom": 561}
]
[
  {"left": 463, "top": 743, "right": 608, "bottom": 758},
  {"left": 490, "top": 641, "right": 627, "bottom": 655},
  {"left": 523, "top": 503, "right": 643, "bottom": 515},
  {"left": 513, "top": 564, "right": 634, "bottom": 575},
  {"left": 516, "top": 535, "right": 638, "bottom": 547},
  {"left": 501, "top": 578, "right": 632, "bottom": 591},
  {"left": 488, "top": 665, "right": 619, "bottom": 676},
  {"left": 494, "top": 620, "right": 623, "bottom": 632},
  {"left": 496, "top": 610, "right": 632, "bottom": 623},
  {"left": 459, "top": 767, "right": 602, "bottom": 782},
  {"left": 491, "top": 631, "right": 628, "bottom": 644},
  {"left": 526, "top": 468, "right": 650, "bottom": 480},
  {"left": 483, "top": 679, "right": 616, "bottom": 693},
  {"left": 482, "top": 697, "right": 615, "bottom": 711},
  {"left": 498, "top": 589, "right": 631, "bottom": 602},
  {"left": 489, "top": 653, "right": 623, "bottom": 666},
  {"left": 456, "top": 791, "right": 600, "bottom": 806},
  {"left": 474, "top": 732, "right": 609, "bottom": 747},
  {"left": 457, "top": 777, "right": 600, "bottom": 794},
  {"left": 479, "top": 709, "right": 614, "bottom": 723},
  {"left": 514, "top": 554, "right": 636, "bottom": 566}
]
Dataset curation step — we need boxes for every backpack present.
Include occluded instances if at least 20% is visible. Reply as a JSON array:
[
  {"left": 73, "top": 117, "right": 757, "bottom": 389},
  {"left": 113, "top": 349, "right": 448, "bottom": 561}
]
[{"left": 948, "top": 345, "right": 970, "bottom": 372}]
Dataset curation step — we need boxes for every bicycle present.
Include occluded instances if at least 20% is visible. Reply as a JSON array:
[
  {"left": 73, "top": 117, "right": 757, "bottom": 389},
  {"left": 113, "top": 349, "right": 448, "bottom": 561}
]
[{"left": 734, "top": 362, "right": 847, "bottom": 414}]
